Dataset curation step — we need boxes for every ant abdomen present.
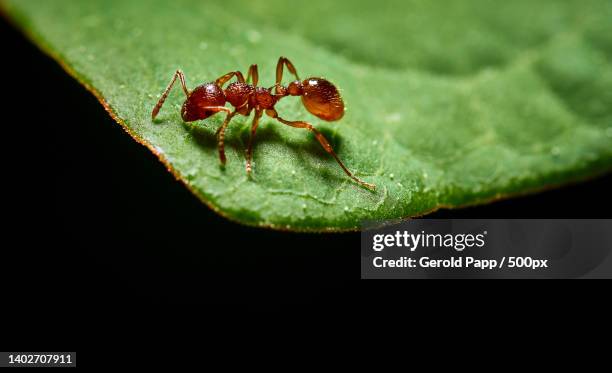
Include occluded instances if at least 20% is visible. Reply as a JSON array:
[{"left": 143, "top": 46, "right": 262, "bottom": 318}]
[
  {"left": 181, "top": 83, "right": 225, "bottom": 122},
  {"left": 300, "top": 78, "right": 345, "bottom": 121}
]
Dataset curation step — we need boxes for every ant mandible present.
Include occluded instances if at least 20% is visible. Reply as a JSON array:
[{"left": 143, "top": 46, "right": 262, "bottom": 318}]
[{"left": 151, "top": 57, "right": 376, "bottom": 190}]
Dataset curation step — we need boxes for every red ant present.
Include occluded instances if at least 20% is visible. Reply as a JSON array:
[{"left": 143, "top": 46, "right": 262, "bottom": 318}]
[{"left": 151, "top": 57, "right": 376, "bottom": 190}]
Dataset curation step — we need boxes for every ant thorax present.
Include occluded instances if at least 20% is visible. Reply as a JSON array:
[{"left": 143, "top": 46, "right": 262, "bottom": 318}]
[
  {"left": 251, "top": 86, "right": 275, "bottom": 109},
  {"left": 224, "top": 82, "right": 253, "bottom": 108}
]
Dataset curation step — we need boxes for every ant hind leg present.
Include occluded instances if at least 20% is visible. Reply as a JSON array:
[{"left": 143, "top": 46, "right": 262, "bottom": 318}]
[
  {"left": 275, "top": 57, "right": 300, "bottom": 86},
  {"left": 268, "top": 110, "right": 376, "bottom": 190}
]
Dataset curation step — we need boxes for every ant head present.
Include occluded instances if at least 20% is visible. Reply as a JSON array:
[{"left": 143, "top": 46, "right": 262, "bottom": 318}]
[
  {"left": 300, "top": 78, "right": 345, "bottom": 121},
  {"left": 181, "top": 83, "right": 226, "bottom": 122}
]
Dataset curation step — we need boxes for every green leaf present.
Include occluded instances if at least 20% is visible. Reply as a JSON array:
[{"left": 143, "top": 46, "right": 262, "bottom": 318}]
[{"left": 4, "top": 0, "right": 611, "bottom": 231}]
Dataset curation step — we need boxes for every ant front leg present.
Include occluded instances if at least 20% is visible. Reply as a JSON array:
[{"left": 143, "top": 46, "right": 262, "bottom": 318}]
[
  {"left": 215, "top": 110, "right": 238, "bottom": 166},
  {"left": 266, "top": 109, "right": 376, "bottom": 190},
  {"left": 200, "top": 106, "right": 232, "bottom": 115},
  {"left": 246, "top": 109, "right": 263, "bottom": 175},
  {"left": 185, "top": 105, "right": 233, "bottom": 164},
  {"left": 215, "top": 71, "right": 245, "bottom": 87},
  {"left": 152, "top": 69, "right": 190, "bottom": 120}
]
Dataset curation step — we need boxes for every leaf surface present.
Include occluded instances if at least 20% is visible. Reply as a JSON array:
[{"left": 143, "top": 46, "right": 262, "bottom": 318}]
[{"left": 4, "top": 0, "right": 612, "bottom": 230}]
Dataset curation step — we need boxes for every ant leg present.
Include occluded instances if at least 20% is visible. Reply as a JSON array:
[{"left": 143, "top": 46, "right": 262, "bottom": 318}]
[
  {"left": 268, "top": 110, "right": 376, "bottom": 190},
  {"left": 200, "top": 106, "right": 232, "bottom": 115},
  {"left": 214, "top": 110, "right": 238, "bottom": 165},
  {"left": 246, "top": 109, "right": 263, "bottom": 175},
  {"left": 275, "top": 56, "right": 300, "bottom": 86},
  {"left": 245, "top": 64, "right": 259, "bottom": 86},
  {"left": 152, "top": 69, "right": 190, "bottom": 120},
  {"left": 215, "top": 71, "right": 245, "bottom": 87},
  {"left": 184, "top": 105, "right": 231, "bottom": 124},
  {"left": 187, "top": 105, "right": 232, "bottom": 162}
]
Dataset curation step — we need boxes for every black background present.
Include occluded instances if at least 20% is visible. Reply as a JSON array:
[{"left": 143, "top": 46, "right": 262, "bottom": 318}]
[{"left": 1, "top": 13, "right": 610, "bottom": 336}]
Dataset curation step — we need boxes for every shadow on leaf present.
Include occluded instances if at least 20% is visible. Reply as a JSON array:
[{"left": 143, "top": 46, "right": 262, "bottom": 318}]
[{"left": 182, "top": 115, "right": 351, "bottom": 186}]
